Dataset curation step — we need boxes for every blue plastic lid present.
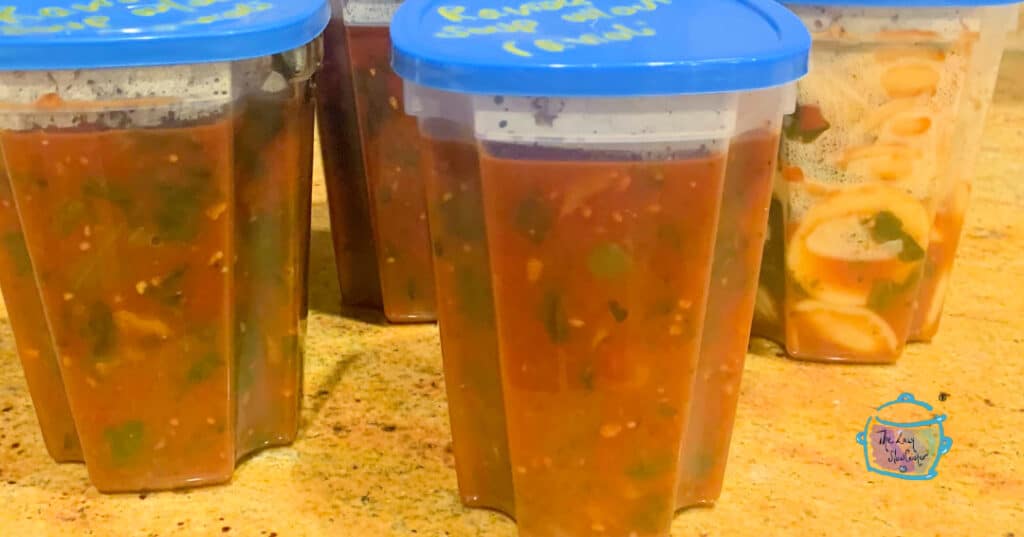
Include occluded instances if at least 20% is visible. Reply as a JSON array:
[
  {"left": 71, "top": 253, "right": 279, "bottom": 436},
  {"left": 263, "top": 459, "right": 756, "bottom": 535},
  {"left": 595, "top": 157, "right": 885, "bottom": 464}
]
[
  {"left": 0, "top": 1, "right": 330, "bottom": 71},
  {"left": 785, "top": 1, "right": 1017, "bottom": 5},
  {"left": 391, "top": 0, "right": 810, "bottom": 97}
]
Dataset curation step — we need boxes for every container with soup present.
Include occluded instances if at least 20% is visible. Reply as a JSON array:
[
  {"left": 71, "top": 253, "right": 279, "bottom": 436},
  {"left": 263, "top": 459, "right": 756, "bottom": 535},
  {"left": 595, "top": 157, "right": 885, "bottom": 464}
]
[
  {"left": 1008, "top": 5, "right": 1024, "bottom": 50},
  {"left": 753, "top": 1, "right": 1018, "bottom": 362},
  {"left": 0, "top": 0, "right": 328, "bottom": 492},
  {"left": 0, "top": 159, "right": 81, "bottom": 462},
  {"left": 392, "top": 0, "right": 809, "bottom": 532},
  {"left": 403, "top": 86, "right": 515, "bottom": 514},
  {"left": 319, "top": 0, "right": 436, "bottom": 322},
  {"left": 676, "top": 87, "right": 794, "bottom": 508}
]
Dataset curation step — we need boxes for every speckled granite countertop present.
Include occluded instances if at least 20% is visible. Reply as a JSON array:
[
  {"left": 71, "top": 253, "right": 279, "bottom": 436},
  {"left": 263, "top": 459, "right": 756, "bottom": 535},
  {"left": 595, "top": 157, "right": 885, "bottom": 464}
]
[{"left": 1, "top": 54, "right": 1022, "bottom": 537}]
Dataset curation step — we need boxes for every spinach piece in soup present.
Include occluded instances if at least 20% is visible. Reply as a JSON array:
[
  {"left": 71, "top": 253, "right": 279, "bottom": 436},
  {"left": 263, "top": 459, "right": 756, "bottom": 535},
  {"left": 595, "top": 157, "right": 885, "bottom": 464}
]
[
  {"left": 242, "top": 212, "right": 287, "bottom": 286},
  {"left": 513, "top": 193, "right": 553, "bottom": 244},
  {"left": 155, "top": 171, "right": 211, "bottom": 243},
  {"left": 105, "top": 420, "right": 144, "bottom": 466},
  {"left": 867, "top": 210, "right": 925, "bottom": 263},
  {"left": 84, "top": 301, "right": 116, "bottom": 361},
  {"left": 186, "top": 352, "right": 222, "bottom": 386},
  {"left": 540, "top": 290, "right": 570, "bottom": 344},
  {"left": 2, "top": 232, "right": 32, "bottom": 277},
  {"left": 608, "top": 300, "right": 629, "bottom": 323},
  {"left": 587, "top": 242, "right": 631, "bottom": 279},
  {"left": 625, "top": 453, "right": 674, "bottom": 481},
  {"left": 455, "top": 265, "right": 495, "bottom": 327}
]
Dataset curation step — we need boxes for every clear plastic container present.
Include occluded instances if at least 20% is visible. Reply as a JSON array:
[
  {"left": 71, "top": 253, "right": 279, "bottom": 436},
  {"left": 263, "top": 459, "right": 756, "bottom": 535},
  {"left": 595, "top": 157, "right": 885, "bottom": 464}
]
[
  {"left": 317, "top": 1, "right": 382, "bottom": 311},
  {"left": 392, "top": 0, "right": 809, "bottom": 533},
  {"left": 0, "top": 1, "right": 327, "bottom": 492},
  {"left": 410, "top": 85, "right": 798, "bottom": 513},
  {"left": 1009, "top": 5, "right": 1024, "bottom": 50},
  {"left": 405, "top": 86, "right": 515, "bottom": 514},
  {"left": 753, "top": 1, "right": 1018, "bottom": 363},
  {"left": 319, "top": 0, "right": 437, "bottom": 322},
  {"left": 0, "top": 159, "right": 81, "bottom": 463},
  {"left": 913, "top": 4, "right": 1019, "bottom": 342},
  {"left": 676, "top": 87, "right": 793, "bottom": 508}
]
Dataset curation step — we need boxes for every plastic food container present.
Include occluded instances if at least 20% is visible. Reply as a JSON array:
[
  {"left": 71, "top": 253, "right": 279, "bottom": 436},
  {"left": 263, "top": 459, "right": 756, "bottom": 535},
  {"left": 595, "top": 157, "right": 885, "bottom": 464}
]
[
  {"left": 1010, "top": 5, "right": 1024, "bottom": 50},
  {"left": 403, "top": 85, "right": 515, "bottom": 513},
  {"left": 0, "top": 1, "right": 328, "bottom": 492},
  {"left": 675, "top": 87, "right": 797, "bottom": 508},
  {"left": 392, "top": 0, "right": 809, "bottom": 533},
  {"left": 753, "top": 0, "right": 1018, "bottom": 363},
  {"left": 319, "top": 0, "right": 437, "bottom": 322},
  {"left": 0, "top": 159, "right": 80, "bottom": 462}
]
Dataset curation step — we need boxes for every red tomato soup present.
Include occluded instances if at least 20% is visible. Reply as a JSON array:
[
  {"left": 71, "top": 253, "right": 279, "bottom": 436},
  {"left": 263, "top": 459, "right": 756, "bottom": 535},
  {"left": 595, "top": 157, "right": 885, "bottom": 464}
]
[
  {"left": 233, "top": 92, "right": 315, "bottom": 458},
  {"left": 324, "top": 23, "right": 436, "bottom": 322},
  {"left": 318, "top": 15, "right": 383, "bottom": 311},
  {"left": 3, "top": 120, "right": 236, "bottom": 491},
  {"left": 677, "top": 131, "right": 780, "bottom": 507},
  {"left": 480, "top": 143, "right": 726, "bottom": 537},
  {"left": 420, "top": 128, "right": 514, "bottom": 515},
  {"left": 0, "top": 84, "right": 314, "bottom": 491},
  {"left": 0, "top": 160, "right": 81, "bottom": 462}
]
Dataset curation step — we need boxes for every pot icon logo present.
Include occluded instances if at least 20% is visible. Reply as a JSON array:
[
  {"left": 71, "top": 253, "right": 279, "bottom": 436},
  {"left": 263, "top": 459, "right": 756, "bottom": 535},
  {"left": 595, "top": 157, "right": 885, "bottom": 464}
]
[{"left": 855, "top": 393, "right": 952, "bottom": 480}]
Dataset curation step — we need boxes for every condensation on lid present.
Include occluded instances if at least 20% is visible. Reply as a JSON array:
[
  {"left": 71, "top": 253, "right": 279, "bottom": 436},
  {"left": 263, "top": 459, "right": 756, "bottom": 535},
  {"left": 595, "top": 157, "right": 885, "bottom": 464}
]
[
  {"left": 0, "top": 63, "right": 235, "bottom": 129},
  {"left": 473, "top": 94, "right": 739, "bottom": 144},
  {"left": 786, "top": 0, "right": 1019, "bottom": 39},
  {"left": 792, "top": 7, "right": 984, "bottom": 41},
  {"left": 0, "top": 0, "right": 331, "bottom": 71},
  {"left": 390, "top": 0, "right": 811, "bottom": 97},
  {"left": 342, "top": 0, "right": 404, "bottom": 26}
]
